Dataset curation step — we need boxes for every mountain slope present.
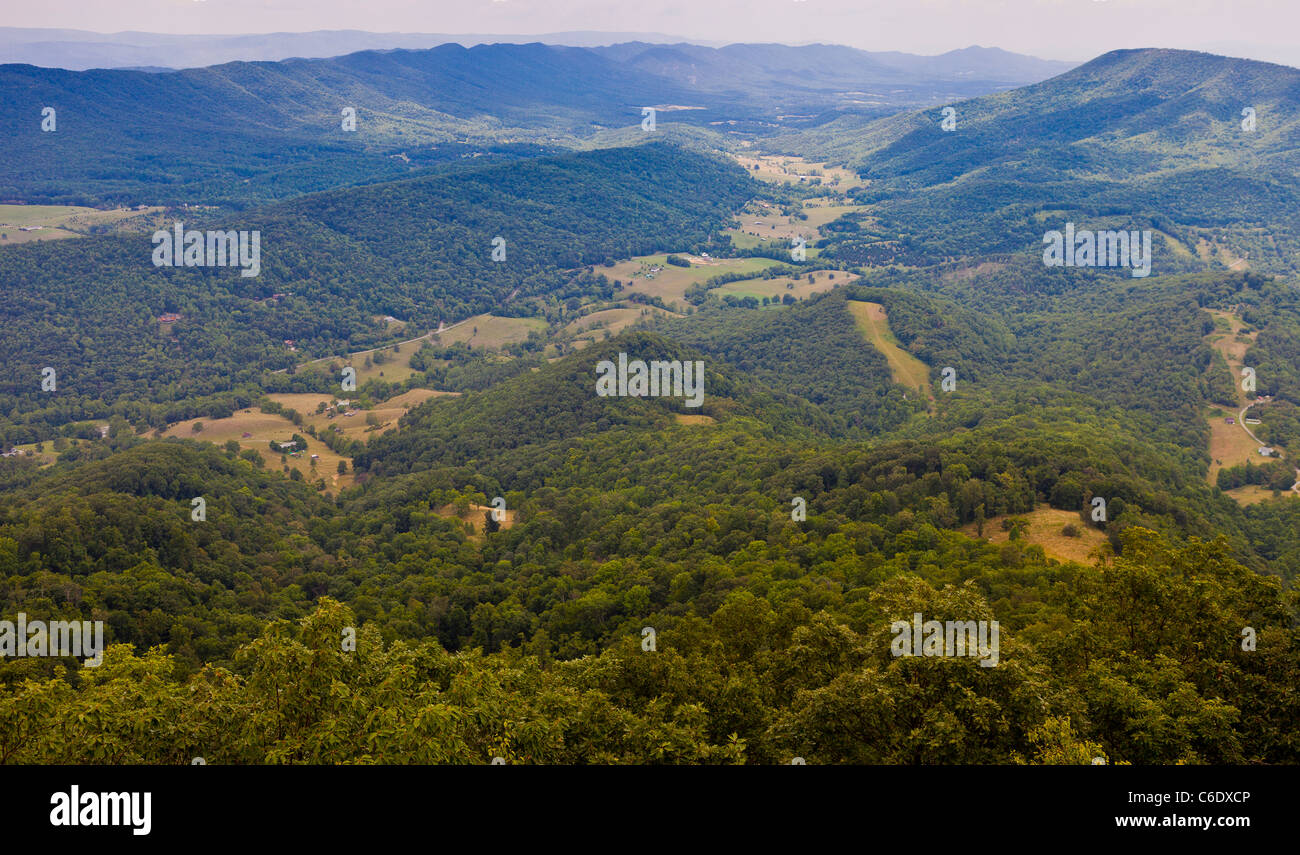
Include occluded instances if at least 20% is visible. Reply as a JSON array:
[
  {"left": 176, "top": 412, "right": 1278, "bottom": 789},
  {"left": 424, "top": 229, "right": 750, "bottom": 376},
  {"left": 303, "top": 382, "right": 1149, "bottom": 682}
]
[
  {"left": 0, "top": 43, "right": 697, "bottom": 204},
  {"left": 783, "top": 49, "right": 1300, "bottom": 275},
  {"left": 0, "top": 142, "right": 755, "bottom": 439}
]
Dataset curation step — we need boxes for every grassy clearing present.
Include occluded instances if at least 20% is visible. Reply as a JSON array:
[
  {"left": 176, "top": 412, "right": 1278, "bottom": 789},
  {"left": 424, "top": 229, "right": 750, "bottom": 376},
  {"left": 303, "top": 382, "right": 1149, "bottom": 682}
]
[
  {"left": 434, "top": 503, "right": 517, "bottom": 536},
  {"left": 291, "top": 314, "right": 542, "bottom": 386},
  {"left": 430, "top": 314, "right": 546, "bottom": 350},
  {"left": 1207, "top": 405, "right": 1264, "bottom": 481},
  {"left": 267, "top": 389, "right": 454, "bottom": 441},
  {"left": 1224, "top": 485, "right": 1298, "bottom": 506},
  {"left": 711, "top": 269, "right": 843, "bottom": 302},
  {"left": 9, "top": 438, "right": 95, "bottom": 466},
  {"left": 162, "top": 388, "right": 452, "bottom": 494},
  {"left": 294, "top": 337, "right": 431, "bottom": 387},
  {"left": 1203, "top": 308, "right": 1278, "bottom": 491},
  {"left": 848, "top": 300, "right": 933, "bottom": 400},
  {"left": 563, "top": 306, "right": 673, "bottom": 339},
  {"left": 732, "top": 153, "right": 865, "bottom": 190},
  {"left": 163, "top": 409, "right": 356, "bottom": 491},
  {"left": 609, "top": 254, "right": 780, "bottom": 308},
  {"left": 727, "top": 203, "right": 861, "bottom": 247},
  {"left": 961, "top": 505, "right": 1109, "bottom": 565},
  {"left": 941, "top": 261, "right": 1008, "bottom": 285},
  {"left": 0, "top": 203, "right": 167, "bottom": 245}
]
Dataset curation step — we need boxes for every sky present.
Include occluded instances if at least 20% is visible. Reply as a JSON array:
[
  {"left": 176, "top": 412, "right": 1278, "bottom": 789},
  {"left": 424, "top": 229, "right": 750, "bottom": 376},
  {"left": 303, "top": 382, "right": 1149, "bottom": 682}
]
[{"left": 6, "top": 0, "right": 1300, "bottom": 65}]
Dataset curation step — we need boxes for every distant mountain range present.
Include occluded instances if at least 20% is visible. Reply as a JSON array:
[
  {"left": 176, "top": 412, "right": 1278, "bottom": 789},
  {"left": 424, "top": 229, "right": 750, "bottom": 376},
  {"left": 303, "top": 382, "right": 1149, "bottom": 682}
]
[
  {"left": 0, "top": 38, "right": 1076, "bottom": 205},
  {"left": 593, "top": 43, "right": 1074, "bottom": 92},
  {"left": 777, "top": 48, "right": 1300, "bottom": 276},
  {"left": 0, "top": 28, "right": 710, "bottom": 70},
  {"left": 0, "top": 26, "right": 1072, "bottom": 84}
]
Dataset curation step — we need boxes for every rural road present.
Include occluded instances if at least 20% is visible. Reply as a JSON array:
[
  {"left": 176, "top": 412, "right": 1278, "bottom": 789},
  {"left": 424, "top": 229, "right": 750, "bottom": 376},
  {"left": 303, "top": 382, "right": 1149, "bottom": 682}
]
[{"left": 1234, "top": 402, "right": 1300, "bottom": 493}]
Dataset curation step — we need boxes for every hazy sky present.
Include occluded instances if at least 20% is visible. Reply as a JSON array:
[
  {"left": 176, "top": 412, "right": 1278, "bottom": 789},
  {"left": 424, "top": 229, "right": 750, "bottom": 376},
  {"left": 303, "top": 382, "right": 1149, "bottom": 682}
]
[{"left": 8, "top": 0, "right": 1300, "bottom": 63}]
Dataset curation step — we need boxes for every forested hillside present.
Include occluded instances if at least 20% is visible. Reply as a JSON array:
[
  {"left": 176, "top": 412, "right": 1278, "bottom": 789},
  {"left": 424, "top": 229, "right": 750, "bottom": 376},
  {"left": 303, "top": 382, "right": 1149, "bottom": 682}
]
[
  {"left": 0, "top": 143, "right": 753, "bottom": 443},
  {"left": 778, "top": 49, "right": 1300, "bottom": 277}
]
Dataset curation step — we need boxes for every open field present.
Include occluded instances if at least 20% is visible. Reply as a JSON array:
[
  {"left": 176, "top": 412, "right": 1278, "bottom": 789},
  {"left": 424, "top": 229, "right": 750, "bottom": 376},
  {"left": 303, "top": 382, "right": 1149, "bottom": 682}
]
[
  {"left": 611, "top": 254, "right": 781, "bottom": 308},
  {"left": 0, "top": 203, "right": 167, "bottom": 245},
  {"left": 162, "top": 409, "right": 356, "bottom": 491},
  {"left": 1224, "top": 484, "right": 1299, "bottom": 506},
  {"left": 296, "top": 350, "right": 423, "bottom": 387},
  {"left": 961, "top": 505, "right": 1109, "bottom": 565},
  {"left": 162, "top": 388, "right": 452, "bottom": 493},
  {"left": 941, "top": 261, "right": 1008, "bottom": 285},
  {"left": 8, "top": 437, "right": 95, "bottom": 466},
  {"left": 1204, "top": 308, "right": 1280, "bottom": 491},
  {"left": 267, "top": 388, "right": 453, "bottom": 441},
  {"left": 729, "top": 202, "right": 862, "bottom": 242},
  {"left": 848, "top": 300, "right": 933, "bottom": 401},
  {"left": 563, "top": 305, "right": 674, "bottom": 339},
  {"left": 290, "top": 314, "right": 538, "bottom": 386},
  {"left": 435, "top": 503, "right": 517, "bottom": 536},
  {"left": 725, "top": 202, "right": 861, "bottom": 256},
  {"left": 1207, "top": 405, "right": 1264, "bottom": 480},
  {"left": 293, "top": 336, "right": 430, "bottom": 384},
  {"left": 711, "top": 269, "right": 843, "bottom": 302},
  {"left": 1197, "top": 237, "right": 1251, "bottom": 271},
  {"left": 430, "top": 314, "right": 547, "bottom": 350},
  {"left": 732, "top": 153, "right": 865, "bottom": 190}
]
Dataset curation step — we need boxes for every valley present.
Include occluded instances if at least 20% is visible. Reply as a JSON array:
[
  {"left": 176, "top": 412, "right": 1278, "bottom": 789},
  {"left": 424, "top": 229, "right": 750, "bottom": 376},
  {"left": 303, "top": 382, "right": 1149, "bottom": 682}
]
[{"left": 2, "top": 31, "right": 1300, "bottom": 770}]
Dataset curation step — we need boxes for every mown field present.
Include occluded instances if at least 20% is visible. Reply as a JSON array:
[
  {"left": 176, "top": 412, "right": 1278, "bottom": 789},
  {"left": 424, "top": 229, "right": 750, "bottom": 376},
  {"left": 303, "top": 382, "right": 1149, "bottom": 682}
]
[
  {"left": 611, "top": 254, "right": 782, "bottom": 308},
  {"left": 848, "top": 300, "right": 933, "bottom": 401}
]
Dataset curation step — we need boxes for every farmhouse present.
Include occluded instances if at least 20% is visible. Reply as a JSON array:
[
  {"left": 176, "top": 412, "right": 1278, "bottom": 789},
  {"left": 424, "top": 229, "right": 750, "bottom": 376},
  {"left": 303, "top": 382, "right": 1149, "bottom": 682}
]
[{"left": 1259, "top": 446, "right": 1275, "bottom": 456}]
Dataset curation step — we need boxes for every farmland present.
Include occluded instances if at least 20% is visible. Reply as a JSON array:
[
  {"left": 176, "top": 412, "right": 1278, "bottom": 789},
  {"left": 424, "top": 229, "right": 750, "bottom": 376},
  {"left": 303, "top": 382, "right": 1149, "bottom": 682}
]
[
  {"left": 161, "top": 388, "right": 453, "bottom": 494},
  {"left": 611, "top": 254, "right": 782, "bottom": 308},
  {"left": 0, "top": 203, "right": 167, "bottom": 245},
  {"left": 1204, "top": 308, "right": 1279, "bottom": 489},
  {"left": 709, "top": 269, "right": 842, "bottom": 302}
]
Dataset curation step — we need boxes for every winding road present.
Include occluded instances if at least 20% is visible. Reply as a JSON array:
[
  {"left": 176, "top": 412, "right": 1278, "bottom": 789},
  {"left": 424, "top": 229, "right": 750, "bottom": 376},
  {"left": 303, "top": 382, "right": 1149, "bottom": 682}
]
[{"left": 1234, "top": 402, "right": 1300, "bottom": 494}]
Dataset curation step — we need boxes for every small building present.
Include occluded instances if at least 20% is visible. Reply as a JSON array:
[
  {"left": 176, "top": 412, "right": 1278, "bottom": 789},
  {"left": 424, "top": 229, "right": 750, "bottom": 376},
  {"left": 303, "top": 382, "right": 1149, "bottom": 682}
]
[
  {"left": 1245, "top": 418, "right": 1262, "bottom": 425},
  {"left": 1259, "top": 447, "right": 1275, "bottom": 456},
  {"left": 158, "top": 313, "right": 183, "bottom": 323},
  {"left": 1225, "top": 417, "right": 1235, "bottom": 424},
  {"left": 241, "top": 432, "right": 252, "bottom": 439}
]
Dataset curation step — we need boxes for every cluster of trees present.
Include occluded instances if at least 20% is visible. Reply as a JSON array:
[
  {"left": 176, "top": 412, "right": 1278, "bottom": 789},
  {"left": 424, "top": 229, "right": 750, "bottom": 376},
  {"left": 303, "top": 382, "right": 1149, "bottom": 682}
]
[{"left": 1216, "top": 460, "right": 1296, "bottom": 492}]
